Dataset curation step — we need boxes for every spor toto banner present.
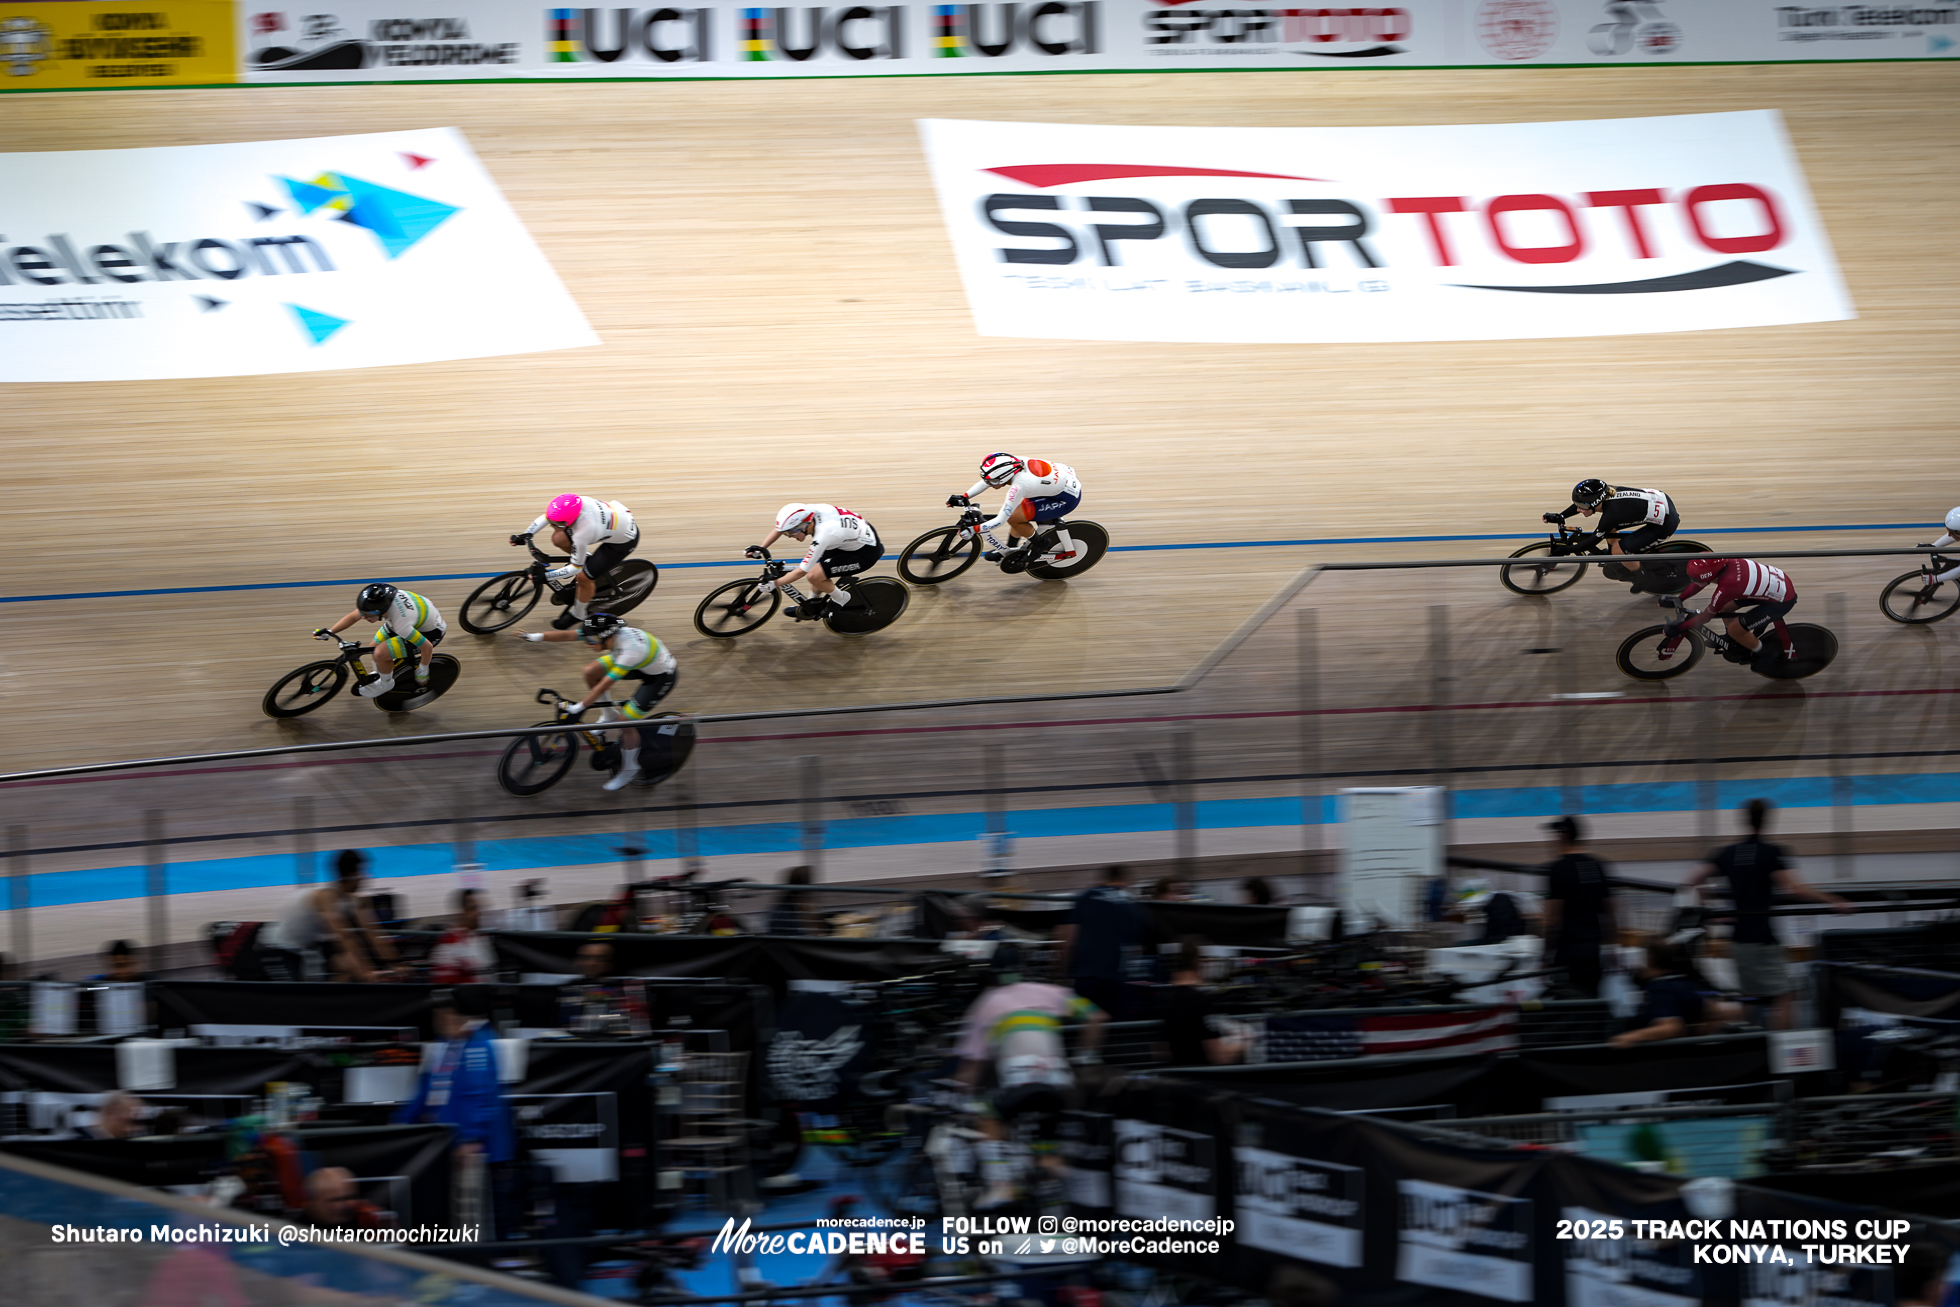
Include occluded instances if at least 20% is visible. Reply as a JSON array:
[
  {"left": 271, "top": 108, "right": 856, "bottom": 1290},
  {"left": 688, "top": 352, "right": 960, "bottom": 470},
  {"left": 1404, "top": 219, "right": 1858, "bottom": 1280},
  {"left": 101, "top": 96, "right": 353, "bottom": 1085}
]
[
  {"left": 0, "top": 128, "right": 596, "bottom": 381},
  {"left": 917, "top": 111, "right": 1853, "bottom": 343}
]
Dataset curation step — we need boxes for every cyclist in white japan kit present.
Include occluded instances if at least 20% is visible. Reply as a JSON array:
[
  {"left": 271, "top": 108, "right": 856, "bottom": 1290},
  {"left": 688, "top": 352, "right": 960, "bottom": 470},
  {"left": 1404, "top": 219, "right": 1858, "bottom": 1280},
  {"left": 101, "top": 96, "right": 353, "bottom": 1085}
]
[
  {"left": 948, "top": 453, "right": 1084, "bottom": 567},
  {"left": 514, "top": 611, "right": 678, "bottom": 791},
  {"left": 1545, "top": 478, "right": 1678, "bottom": 588},
  {"left": 746, "top": 503, "right": 882, "bottom": 621},
  {"left": 1920, "top": 506, "right": 1960, "bottom": 584},
  {"left": 317, "top": 583, "right": 446, "bottom": 698},
  {"left": 512, "top": 493, "right": 641, "bottom": 630}
]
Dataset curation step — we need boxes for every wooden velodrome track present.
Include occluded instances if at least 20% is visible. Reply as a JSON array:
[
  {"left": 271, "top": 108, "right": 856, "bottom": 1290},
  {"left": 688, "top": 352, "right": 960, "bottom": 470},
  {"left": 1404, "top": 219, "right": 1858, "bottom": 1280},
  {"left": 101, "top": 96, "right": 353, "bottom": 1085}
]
[{"left": 2, "top": 64, "right": 1957, "bottom": 891}]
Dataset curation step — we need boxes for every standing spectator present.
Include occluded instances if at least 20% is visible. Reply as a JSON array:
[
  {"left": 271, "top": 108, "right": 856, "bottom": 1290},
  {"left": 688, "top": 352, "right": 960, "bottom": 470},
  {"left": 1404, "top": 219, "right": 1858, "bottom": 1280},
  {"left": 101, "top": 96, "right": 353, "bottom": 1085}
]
[
  {"left": 1241, "top": 876, "right": 1275, "bottom": 906},
  {"left": 1057, "top": 864, "right": 1146, "bottom": 1021},
  {"left": 259, "top": 850, "right": 403, "bottom": 982},
  {"left": 1539, "top": 816, "right": 1614, "bottom": 999},
  {"left": 429, "top": 889, "right": 495, "bottom": 985},
  {"left": 89, "top": 939, "right": 151, "bottom": 983},
  {"left": 1683, "top": 799, "right": 1852, "bottom": 1029},
  {"left": 395, "top": 986, "right": 515, "bottom": 1233},
  {"left": 768, "top": 866, "right": 815, "bottom": 936},
  {"left": 1158, "top": 938, "right": 1245, "bottom": 1067}
]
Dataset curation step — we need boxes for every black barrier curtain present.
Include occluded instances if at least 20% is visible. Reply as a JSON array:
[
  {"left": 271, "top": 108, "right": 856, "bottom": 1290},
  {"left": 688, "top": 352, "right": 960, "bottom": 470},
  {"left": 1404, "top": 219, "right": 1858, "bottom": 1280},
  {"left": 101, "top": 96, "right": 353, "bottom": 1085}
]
[
  {"left": 512, "top": 1042, "right": 655, "bottom": 1226},
  {"left": 488, "top": 932, "right": 949, "bottom": 994},
  {"left": 922, "top": 898, "right": 1293, "bottom": 949},
  {"left": 0, "top": 1044, "right": 319, "bottom": 1096},
  {"left": 150, "top": 981, "right": 567, "bottom": 1038},
  {"left": 1166, "top": 1053, "right": 1500, "bottom": 1115}
]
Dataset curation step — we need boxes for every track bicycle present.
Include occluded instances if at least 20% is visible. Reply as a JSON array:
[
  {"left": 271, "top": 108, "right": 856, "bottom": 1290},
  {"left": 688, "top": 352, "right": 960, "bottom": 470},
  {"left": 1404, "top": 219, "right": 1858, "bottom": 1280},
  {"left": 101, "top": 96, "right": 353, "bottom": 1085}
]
[
  {"left": 262, "top": 631, "right": 461, "bottom": 718},
  {"left": 1878, "top": 550, "right": 1960, "bottom": 625},
  {"left": 692, "top": 547, "right": 910, "bottom": 638},
  {"left": 495, "top": 688, "right": 695, "bottom": 796},
  {"left": 458, "top": 538, "right": 658, "bottom": 634},
  {"left": 1615, "top": 598, "right": 1838, "bottom": 682},
  {"left": 1500, "top": 522, "right": 1713, "bottom": 597},
  {"left": 897, "top": 508, "right": 1110, "bottom": 585}
]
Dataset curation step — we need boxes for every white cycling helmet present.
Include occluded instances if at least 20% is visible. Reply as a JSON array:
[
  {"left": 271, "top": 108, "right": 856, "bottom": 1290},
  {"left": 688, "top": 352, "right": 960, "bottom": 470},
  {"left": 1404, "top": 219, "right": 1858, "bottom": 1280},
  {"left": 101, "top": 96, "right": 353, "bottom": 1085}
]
[
  {"left": 979, "top": 452, "right": 1025, "bottom": 489},
  {"left": 775, "top": 503, "right": 817, "bottom": 537},
  {"left": 1946, "top": 506, "right": 1960, "bottom": 534}
]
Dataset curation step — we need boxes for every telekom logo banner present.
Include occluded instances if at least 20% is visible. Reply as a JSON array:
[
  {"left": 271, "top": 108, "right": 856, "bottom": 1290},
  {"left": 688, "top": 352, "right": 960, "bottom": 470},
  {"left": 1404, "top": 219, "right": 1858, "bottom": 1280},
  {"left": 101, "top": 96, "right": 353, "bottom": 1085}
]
[{"left": 918, "top": 111, "right": 1854, "bottom": 343}]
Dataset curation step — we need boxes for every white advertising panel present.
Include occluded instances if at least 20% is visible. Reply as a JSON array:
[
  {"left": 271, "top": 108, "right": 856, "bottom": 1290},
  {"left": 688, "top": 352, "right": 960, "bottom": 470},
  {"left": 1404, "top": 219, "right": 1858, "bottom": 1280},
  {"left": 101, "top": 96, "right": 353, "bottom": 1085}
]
[
  {"left": 220, "top": 1, "right": 1960, "bottom": 82},
  {"left": 0, "top": 128, "right": 596, "bottom": 381},
  {"left": 918, "top": 111, "right": 1852, "bottom": 343}
]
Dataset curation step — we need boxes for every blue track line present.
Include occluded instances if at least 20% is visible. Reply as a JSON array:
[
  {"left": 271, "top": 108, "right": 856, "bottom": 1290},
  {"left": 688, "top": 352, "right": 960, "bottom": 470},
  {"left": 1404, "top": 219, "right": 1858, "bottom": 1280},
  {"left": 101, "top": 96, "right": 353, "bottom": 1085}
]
[{"left": 0, "top": 522, "right": 1932, "bottom": 606}]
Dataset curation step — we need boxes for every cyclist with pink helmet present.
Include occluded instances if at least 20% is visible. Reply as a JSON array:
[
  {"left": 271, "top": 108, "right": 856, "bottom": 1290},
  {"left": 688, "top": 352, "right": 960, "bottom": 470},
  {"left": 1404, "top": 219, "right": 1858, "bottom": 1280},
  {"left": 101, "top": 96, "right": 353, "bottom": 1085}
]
[
  {"left": 948, "top": 453, "right": 1083, "bottom": 568},
  {"left": 512, "top": 493, "right": 640, "bottom": 630}
]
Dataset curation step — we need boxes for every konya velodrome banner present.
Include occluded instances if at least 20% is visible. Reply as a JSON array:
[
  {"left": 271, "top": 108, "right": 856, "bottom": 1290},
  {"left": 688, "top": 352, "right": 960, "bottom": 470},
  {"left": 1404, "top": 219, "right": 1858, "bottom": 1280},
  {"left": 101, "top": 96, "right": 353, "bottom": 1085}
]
[
  {"left": 0, "top": 128, "right": 596, "bottom": 381},
  {"left": 917, "top": 111, "right": 1854, "bottom": 343}
]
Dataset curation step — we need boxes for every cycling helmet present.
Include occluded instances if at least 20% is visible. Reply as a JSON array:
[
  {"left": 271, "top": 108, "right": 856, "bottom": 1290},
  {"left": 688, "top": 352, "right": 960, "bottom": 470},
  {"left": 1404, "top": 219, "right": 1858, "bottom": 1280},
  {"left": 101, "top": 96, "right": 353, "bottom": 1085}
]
[
  {"left": 1945, "top": 506, "right": 1960, "bottom": 534},
  {"left": 775, "top": 503, "right": 817, "bottom": 537},
  {"left": 356, "top": 583, "right": 397, "bottom": 617},
  {"left": 1571, "top": 478, "right": 1611, "bottom": 509},
  {"left": 979, "top": 452, "right": 1024, "bottom": 489},
  {"left": 545, "top": 493, "right": 585, "bottom": 526},
  {"left": 579, "top": 611, "right": 624, "bottom": 644},
  {"left": 1683, "top": 557, "right": 1726, "bottom": 582}
]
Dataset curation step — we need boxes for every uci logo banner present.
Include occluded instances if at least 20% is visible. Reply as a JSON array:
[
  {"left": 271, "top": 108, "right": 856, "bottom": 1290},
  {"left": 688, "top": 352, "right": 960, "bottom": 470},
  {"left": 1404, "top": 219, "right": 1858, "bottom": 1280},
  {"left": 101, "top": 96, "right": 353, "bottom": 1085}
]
[
  {"left": 917, "top": 111, "right": 1854, "bottom": 343},
  {"left": 0, "top": 127, "right": 595, "bottom": 381}
]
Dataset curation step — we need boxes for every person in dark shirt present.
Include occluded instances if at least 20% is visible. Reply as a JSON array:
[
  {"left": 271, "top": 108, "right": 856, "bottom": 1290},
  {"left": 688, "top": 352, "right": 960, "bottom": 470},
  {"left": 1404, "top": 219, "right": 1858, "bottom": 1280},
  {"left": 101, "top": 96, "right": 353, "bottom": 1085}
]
[
  {"left": 1057, "top": 864, "right": 1145, "bottom": 1020},
  {"left": 1539, "top": 816, "right": 1614, "bottom": 999},
  {"left": 1610, "top": 940, "right": 1726, "bottom": 1048},
  {"left": 1157, "top": 938, "right": 1244, "bottom": 1066},
  {"left": 1682, "top": 799, "right": 1850, "bottom": 1029},
  {"left": 768, "top": 865, "right": 814, "bottom": 936}
]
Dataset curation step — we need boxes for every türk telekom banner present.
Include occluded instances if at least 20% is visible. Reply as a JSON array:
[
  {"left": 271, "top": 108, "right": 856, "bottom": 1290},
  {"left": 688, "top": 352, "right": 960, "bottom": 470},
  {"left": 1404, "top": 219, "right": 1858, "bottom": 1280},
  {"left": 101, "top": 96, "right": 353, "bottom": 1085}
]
[
  {"left": 0, "top": 128, "right": 595, "bottom": 381},
  {"left": 918, "top": 111, "right": 1853, "bottom": 343},
  {"left": 216, "top": 1, "right": 1958, "bottom": 84}
]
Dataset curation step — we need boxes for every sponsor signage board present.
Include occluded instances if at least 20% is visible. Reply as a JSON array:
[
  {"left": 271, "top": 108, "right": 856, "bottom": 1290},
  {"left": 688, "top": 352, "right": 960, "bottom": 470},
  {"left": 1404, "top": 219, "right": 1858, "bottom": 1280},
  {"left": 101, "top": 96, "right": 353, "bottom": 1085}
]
[
  {"left": 206, "top": 0, "right": 1960, "bottom": 85},
  {"left": 0, "top": 127, "right": 596, "bottom": 381},
  {"left": 0, "top": 1, "right": 235, "bottom": 89},
  {"left": 918, "top": 111, "right": 1853, "bottom": 343},
  {"left": 1397, "top": 1177, "right": 1535, "bottom": 1303}
]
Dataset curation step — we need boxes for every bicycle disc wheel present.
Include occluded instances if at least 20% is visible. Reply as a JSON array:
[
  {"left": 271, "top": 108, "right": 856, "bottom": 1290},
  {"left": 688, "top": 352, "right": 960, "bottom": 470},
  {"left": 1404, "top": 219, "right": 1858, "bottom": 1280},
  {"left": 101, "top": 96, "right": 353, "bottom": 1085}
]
[
  {"left": 693, "top": 578, "right": 780, "bottom": 638},
  {"left": 1501, "top": 541, "right": 1587, "bottom": 596},
  {"left": 632, "top": 713, "right": 697, "bottom": 787},
  {"left": 1879, "top": 571, "right": 1960, "bottom": 625},
  {"left": 460, "top": 570, "right": 542, "bottom": 634},
  {"left": 497, "top": 721, "right": 579, "bottom": 796},
  {"left": 1615, "top": 625, "right": 1703, "bottom": 680},
  {"left": 375, "top": 654, "right": 461, "bottom": 712},
  {"left": 1752, "top": 624, "right": 1838, "bottom": 680},
  {"left": 262, "top": 660, "right": 348, "bottom": 718},
  {"left": 1027, "top": 520, "right": 1110, "bottom": 580},
  {"left": 897, "top": 525, "right": 980, "bottom": 585},
  {"left": 594, "top": 560, "right": 658, "bottom": 616},
  {"left": 825, "top": 576, "right": 910, "bottom": 636}
]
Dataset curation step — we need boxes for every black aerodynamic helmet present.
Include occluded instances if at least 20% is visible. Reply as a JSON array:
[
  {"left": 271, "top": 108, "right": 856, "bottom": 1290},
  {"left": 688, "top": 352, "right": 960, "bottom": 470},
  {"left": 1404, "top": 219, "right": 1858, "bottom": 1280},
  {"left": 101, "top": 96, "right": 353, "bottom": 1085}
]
[
  {"left": 1571, "top": 478, "right": 1611, "bottom": 508},
  {"left": 580, "top": 611, "right": 625, "bottom": 643},
  {"left": 356, "top": 583, "right": 398, "bottom": 617}
]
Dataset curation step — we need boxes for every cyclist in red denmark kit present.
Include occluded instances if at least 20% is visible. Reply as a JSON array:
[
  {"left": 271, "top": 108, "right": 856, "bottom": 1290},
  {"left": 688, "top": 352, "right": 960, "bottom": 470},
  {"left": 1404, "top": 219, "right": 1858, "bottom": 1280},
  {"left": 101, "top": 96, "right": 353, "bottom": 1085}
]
[{"left": 1659, "top": 558, "right": 1797, "bottom": 663}]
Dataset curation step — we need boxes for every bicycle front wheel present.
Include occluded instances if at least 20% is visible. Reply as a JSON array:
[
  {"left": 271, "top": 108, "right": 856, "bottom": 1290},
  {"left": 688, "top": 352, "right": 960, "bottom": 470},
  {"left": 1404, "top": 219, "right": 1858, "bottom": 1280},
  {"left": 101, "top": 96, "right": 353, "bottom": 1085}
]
[
  {"left": 460, "top": 570, "right": 542, "bottom": 634},
  {"left": 1501, "top": 541, "right": 1587, "bottom": 596},
  {"left": 897, "top": 525, "right": 980, "bottom": 585},
  {"left": 1615, "top": 625, "right": 1703, "bottom": 680},
  {"left": 693, "top": 578, "right": 780, "bottom": 638},
  {"left": 263, "top": 660, "right": 348, "bottom": 718},
  {"left": 498, "top": 722, "right": 579, "bottom": 796},
  {"left": 1879, "top": 571, "right": 1960, "bottom": 625}
]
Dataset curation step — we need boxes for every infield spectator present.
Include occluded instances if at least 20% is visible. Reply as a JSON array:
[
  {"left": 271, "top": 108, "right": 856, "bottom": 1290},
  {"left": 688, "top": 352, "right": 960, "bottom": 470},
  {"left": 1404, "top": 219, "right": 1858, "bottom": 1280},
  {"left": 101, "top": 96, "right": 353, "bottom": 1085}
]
[
  {"left": 302, "top": 1166, "right": 393, "bottom": 1230},
  {"left": 768, "top": 865, "right": 815, "bottom": 936},
  {"left": 1609, "top": 940, "right": 1739, "bottom": 1048},
  {"left": 1683, "top": 799, "right": 1851, "bottom": 1029},
  {"left": 89, "top": 939, "right": 151, "bottom": 984},
  {"left": 1540, "top": 816, "right": 1614, "bottom": 999},
  {"left": 429, "top": 888, "right": 495, "bottom": 985},
  {"left": 260, "top": 850, "right": 403, "bottom": 982},
  {"left": 1158, "top": 938, "right": 1246, "bottom": 1067},
  {"left": 1241, "top": 876, "right": 1275, "bottom": 906},
  {"left": 396, "top": 986, "right": 515, "bottom": 1236},
  {"left": 1058, "top": 864, "right": 1147, "bottom": 1021},
  {"left": 72, "top": 1091, "right": 145, "bottom": 1140}
]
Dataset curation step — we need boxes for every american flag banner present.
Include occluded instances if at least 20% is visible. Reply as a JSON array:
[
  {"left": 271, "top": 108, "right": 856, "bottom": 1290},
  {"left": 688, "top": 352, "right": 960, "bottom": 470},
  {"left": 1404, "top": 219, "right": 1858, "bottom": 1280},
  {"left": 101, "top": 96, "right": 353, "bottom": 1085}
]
[{"left": 1257, "top": 1006, "right": 1519, "bottom": 1064}]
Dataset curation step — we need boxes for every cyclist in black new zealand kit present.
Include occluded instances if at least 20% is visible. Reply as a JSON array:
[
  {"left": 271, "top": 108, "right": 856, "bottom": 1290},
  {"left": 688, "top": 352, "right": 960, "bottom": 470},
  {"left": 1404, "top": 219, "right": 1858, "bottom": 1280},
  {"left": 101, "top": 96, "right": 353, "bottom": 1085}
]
[{"left": 1544, "top": 478, "right": 1680, "bottom": 589}]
